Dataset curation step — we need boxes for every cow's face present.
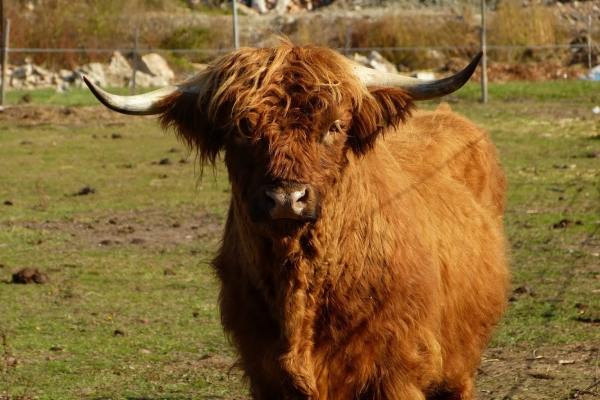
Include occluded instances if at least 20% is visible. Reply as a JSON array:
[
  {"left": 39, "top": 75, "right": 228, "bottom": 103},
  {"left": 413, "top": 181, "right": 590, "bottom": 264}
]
[
  {"left": 223, "top": 88, "right": 353, "bottom": 233},
  {"left": 157, "top": 45, "right": 414, "bottom": 236}
]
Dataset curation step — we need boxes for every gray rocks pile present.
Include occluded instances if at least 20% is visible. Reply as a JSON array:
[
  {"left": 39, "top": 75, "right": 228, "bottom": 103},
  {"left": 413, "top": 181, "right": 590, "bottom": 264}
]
[
  {"left": 6, "top": 49, "right": 409, "bottom": 92},
  {"left": 351, "top": 51, "right": 438, "bottom": 80},
  {"left": 351, "top": 51, "right": 399, "bottom": 74},
  {"left": 6, "top": 51, "right": 175, "bottom": 91}
]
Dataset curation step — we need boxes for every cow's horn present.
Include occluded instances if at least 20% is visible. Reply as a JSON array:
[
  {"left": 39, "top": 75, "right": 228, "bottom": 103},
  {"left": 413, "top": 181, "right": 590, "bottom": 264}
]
[
  {"left": 83, "top": 76, "right": 186, "bottom": 116},
  {"left": 352, "top": 52, "right": 483, "bottom": 101}
]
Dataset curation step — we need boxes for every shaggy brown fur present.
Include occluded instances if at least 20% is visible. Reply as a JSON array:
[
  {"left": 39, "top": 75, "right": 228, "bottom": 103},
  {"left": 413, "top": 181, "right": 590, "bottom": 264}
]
[{"left": 154, "top": 41, "right": 510, "bottom": 399}]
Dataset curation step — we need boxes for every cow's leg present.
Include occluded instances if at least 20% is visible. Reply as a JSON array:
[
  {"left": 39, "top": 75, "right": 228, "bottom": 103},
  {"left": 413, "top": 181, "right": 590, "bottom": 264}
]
[
  {"left": 426, "top": 377, "right": 474, "bottom": 400},
  {"left": 357, "top": 381, "right": 428, "bottom": 400}
]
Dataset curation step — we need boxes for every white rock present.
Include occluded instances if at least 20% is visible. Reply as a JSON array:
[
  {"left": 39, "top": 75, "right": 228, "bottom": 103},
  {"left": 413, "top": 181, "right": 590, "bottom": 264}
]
[
  {"left": 11, "top": 64, "right": 34, "bottom": 80},
  {"left": 352, "top": 53, "right": 370, "bottom": 66},
  {"left": 137, "top": 53, "right": 175, "bottom": 83},
  {"left": 59, "top": 69, "right": 76, "bottom": 82},
  {"left": 132, "top": 71, "right": 170, "bottom": 88},
  {"left": 412, "top": 71, "right": 436, "bottom": 81},
  {"left": 107, "top": 51, "right": 133, "bottom": 78},
  {"left": 368, "top": 51, "right": 398, "bottom": 74},
  {"left": 76, "top": 62, "right": 106, "bottom": 87},
  {"left": 252, "top": 0, "right": 268, "bottom": 13}
]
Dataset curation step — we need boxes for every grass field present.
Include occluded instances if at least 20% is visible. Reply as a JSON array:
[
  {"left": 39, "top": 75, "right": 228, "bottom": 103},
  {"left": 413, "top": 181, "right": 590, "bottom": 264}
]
[{"left": 1, "top": 80, "right": 599, "bottom": 399}]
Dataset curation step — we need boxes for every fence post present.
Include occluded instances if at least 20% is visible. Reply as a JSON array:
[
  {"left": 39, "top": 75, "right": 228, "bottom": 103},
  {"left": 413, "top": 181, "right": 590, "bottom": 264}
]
[
  {"left": 131, "top": 28, "right": 138, "bottom": 95},
  {"left": 232, "top": 0, "right": 239, "bottom": 50},
  {"left": 588, "top": 15, "right": 593, "bottom": 71},
  {"left": 345, "top": 24, "right": 351, "bottom": 55},
  {"left": 1, "top": 18, "right": 9, "bottom": 107},
  {"left": 480, "top": 0, "right": 488, "bottom": 104}
]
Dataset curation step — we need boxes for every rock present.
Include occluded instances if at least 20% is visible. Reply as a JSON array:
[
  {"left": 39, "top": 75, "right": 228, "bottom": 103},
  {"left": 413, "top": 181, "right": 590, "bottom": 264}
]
[
  {"left": 137, "top": 53, "right": 175, "bottom": 84},
  {"left": 59, "top": 69, "right": 77, "bottom": 82},
  {"left": 32, "top": 64, "right": 51, "bottom": 78},
  {"left": 352, "top": 53, "right": 370, "bottom": 66},
  {"left": 275, "top": 0, "right": 292, "bottom": 14},
  {"left": 11, "top": 64, "right": 34, "bottom": 80},
  {"left": 368, "top": 51, "right": 398, "bottom": 74},
  {"left": 237, "top": 1, "right": 260, "bottom": 14},
  {"left": 106, "top": 51, "right": 133, "bottom": 87},
  {"left": 76, "top": 62, "right": 106, "bottom": 87},
  {"left": 582, "top": 65, "right": 600, "bottom": 81},
  {"left": 412, "top": 71, "right": 436, "bottom": 80},
  {"left": 350, "top": 51, "right": 398, "bottom": 74},
  {"left": 133, "top": 70, "right": 170, "bottom": 88},
  {"left": 3, "top": 49, "right": 166, "bottom": 90}
]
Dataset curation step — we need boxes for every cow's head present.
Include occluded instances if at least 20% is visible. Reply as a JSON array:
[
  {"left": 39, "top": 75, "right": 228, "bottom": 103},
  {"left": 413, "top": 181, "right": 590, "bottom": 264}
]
[{"left": 85, "top": 42, "right": 481, "bottom": 237}]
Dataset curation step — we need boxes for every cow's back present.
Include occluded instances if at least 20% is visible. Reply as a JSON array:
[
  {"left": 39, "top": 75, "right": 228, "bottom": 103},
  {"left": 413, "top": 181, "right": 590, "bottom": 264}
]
[{"left": 386, "top": 103, "right": 507, "bottom": 217}]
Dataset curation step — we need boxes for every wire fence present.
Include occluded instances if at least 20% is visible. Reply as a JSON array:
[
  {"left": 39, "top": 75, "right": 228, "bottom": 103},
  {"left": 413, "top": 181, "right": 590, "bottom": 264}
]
[
  {"left": 0, "top": 14, "right": 598, "bottom": 104},
  {"left": 4, "top": 43, "right": 597, "bottom": 56}
]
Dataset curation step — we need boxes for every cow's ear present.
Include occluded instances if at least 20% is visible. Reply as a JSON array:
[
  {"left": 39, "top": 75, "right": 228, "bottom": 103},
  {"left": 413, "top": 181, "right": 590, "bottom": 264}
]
[
  {"left": 157, "top": 90, "right": 225, "bottom": 169},
  {"left": 347, "top": 87, "right": 414, "bottom": 155}
]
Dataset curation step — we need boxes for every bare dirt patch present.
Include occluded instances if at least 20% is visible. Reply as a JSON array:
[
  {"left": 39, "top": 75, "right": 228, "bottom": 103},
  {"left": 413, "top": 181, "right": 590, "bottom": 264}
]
[
  {"left": 478, "top": 343, "right": 600, "bottom": 399},
  {"left": 0, "top": 104, "right": 156, "bottom": 128},
  {"left": 4, "top": 208, "right": 223, "bottom": 252}
]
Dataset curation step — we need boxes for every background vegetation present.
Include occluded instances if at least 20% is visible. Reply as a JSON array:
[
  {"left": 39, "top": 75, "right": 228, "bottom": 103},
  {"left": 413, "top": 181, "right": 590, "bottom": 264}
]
[{"left": 6, "top": 0, "right": 590, "bottom": 70}]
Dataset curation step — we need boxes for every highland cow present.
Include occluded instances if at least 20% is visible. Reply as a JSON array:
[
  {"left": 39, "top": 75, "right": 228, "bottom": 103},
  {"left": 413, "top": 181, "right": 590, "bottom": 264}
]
[{"left": 85, "top": 41, "right": 510, "bottom": 399}]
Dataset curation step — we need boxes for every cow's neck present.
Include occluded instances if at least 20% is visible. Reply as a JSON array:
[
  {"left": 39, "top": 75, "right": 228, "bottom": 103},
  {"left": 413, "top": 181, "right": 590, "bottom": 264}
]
[{"left": 227, "top": 147, "right": 406, "bottom": 395}]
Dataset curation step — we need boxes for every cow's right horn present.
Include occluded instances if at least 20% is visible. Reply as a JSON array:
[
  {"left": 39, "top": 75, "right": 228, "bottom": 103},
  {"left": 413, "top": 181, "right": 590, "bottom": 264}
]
[{"left": 83, "top": 76, "right": 193, "bottom": 116}]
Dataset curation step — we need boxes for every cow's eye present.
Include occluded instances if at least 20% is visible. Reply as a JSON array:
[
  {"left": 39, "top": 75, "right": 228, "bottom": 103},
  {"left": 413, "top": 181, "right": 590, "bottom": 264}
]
[
  {"left": 322, "top": 121, "right": 341, "bottom": 145},
  {"left": 330, "top": 121, "right": 342, "bottom": 133},
  {"left": 238, "top": 117, "right": 253, "bottom": 138}
]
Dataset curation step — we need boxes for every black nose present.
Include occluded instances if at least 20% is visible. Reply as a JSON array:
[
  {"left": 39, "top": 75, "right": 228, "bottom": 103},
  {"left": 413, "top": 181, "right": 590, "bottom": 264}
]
[{"left": 265, "top": 184, "right": 309, "bottom": 220}]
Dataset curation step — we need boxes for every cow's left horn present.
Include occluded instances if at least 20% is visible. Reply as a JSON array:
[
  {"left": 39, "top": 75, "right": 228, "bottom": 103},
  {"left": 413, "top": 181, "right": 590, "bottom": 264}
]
[
  {"left": 83, "top": 76, "right": 186, "bottom": 116},
  {"left": 353, "top": 52, "right": 483, "bottom": 101}
]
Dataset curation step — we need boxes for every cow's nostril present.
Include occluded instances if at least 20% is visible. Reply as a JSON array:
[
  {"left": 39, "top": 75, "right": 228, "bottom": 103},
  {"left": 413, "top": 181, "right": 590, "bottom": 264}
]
[
  {"left": 298, "top": 191, "right": 309, "bottom": 204},
  {"left": 264, "top": 191, "right": 277, "bottom": 207},
  {"left": 290, "top": 188, "right": 307, "bottom": 204},
  {"left": 265, "top": 188, "right": 285, "bottom": 206}
]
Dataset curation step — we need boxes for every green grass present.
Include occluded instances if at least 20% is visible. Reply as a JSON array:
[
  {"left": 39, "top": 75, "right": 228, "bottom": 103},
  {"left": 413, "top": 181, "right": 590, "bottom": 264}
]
[
  {"left": 4, "top": 87, "right": 163, "bottom": 107},
  {"left": 9, "top": 80, "right": 599, "bottom": 108},
  {"left": 453, "top": 80, "right": 600, "bottom": 103},
  {"left": 1, "top": 80, "right": 600, "bottom": 398}
]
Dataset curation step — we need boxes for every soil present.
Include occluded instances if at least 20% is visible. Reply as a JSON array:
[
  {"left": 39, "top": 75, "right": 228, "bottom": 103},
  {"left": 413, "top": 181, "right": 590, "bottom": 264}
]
[
  {"left": 3, "top": 208, "right": 224, "bottom": 252},
  {"left": 10, "top": 268, "right": 49, "bottom": 284},
  {"left": 2, "top": 104, "right": 599, "bottom": 399},
  {"left": 0, "top": 104, "right": 155, "bottom": 128},
  {"left": 478, "top": 344, "right": 600, "bottom": 399}
]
